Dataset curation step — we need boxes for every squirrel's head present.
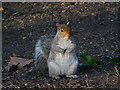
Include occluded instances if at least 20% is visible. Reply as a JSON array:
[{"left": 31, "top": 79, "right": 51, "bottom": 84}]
[{"left": 56, "top": 23, "right": 70, "bottom": 39}]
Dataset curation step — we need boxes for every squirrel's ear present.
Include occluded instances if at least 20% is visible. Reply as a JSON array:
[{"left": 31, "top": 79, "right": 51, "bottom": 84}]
[{"left": 56, "top": 23, "right": 61, "bottom": 28}]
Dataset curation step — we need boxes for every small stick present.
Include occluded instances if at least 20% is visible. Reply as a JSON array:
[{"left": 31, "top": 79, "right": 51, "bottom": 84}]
[
  {"left": 106, "top": 72, "right": 110, "bottom": 83},
  {"left": 104, "top": 70, "right": 110, "bottom": 84},
  {"left": 115, "top": 66, "right": 120, "bottom": 76},
  {"left": 85, "top": 74, "right": 89, "bottom": 87}
]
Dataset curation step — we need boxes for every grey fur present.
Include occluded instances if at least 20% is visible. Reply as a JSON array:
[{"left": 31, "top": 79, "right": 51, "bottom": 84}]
[
  {"left": 48, "top": 35, "right": 78, "bottom": 78},
  {"left": 29, "top": 34, "right": 54, "bottom": 72},
  {"left": 30, "top": 28, "right": 78, "bottom": 79}
]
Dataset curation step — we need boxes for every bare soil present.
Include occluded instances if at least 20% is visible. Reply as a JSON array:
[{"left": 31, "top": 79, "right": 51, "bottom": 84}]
[{"left": 2, "top": 2, "right": 120, "bottom": 89}]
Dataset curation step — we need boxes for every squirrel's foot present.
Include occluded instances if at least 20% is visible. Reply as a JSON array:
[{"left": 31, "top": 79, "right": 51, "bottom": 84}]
[
  {"left": 28, "top": 67, "right": 37, "bottom": 73},
  {"left": 28, "top": 67, "right": 34, "bottom": 73},
  {"left": 50, "top": 76, "right": 60, "bottom": 80},
  {"left": 66, "top": 75, "right": 78, "bottom": 79}
]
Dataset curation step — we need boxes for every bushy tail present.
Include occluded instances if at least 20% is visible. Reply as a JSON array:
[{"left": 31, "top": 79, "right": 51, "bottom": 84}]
[
  {"left": 34, "top": 39, "right": 44, "bottom": 66},
  {"left": 29, "top": 39, "right": 43, "bottom": 72},
  {"left": 29, "top": 34, "right": 54, "bottom": 72}
]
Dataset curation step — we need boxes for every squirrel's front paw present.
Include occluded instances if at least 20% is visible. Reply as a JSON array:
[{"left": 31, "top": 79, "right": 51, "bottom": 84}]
[
  {"left": 63, "top": 49, "right": 67, "bottom": 53},
  {"left": 66, "top": 75, "right": 78, "bottom": 79}
]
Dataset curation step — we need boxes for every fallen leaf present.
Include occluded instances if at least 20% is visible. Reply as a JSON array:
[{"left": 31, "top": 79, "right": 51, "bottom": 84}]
[
  {"left": 79, "top": 2, "right": 85, "bottom": 5},
  {"left": 73, "top": 83, "right": 81, "bottom": 87},
  {"left": 5, "top": 55, "right": 33, "bottom": 71},
  {"left": 11, "top": 53, "right": 17, "bottom": 57},
  {"left": 65, "top": 3, "right": 70, "bottom": 5},
  {"left": 80, "top": 55, "right": 97, "bottom": 66},
  {"left": 74, "top": 2, "right": 79, "bottom": 5},
  {"left": 87, "top": 86, "right": 94, "bottom": 88}
]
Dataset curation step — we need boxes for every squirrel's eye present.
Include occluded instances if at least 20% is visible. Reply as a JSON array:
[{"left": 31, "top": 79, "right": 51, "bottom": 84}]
[{"left": 61, "top": 29, "right": 64, "bottom": 32}]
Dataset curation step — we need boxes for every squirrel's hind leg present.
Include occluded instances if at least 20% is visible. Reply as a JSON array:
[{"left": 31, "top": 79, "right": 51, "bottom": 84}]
[
  {"left": 48, "top": 62, "right": 61, "bottom": 79},
  {"left": 65, "top": 60, "right": 78, "bottom": 79}
]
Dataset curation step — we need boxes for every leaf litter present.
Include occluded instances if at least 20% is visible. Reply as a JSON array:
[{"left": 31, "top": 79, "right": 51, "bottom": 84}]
[{"left": 4, "top": 53, "right": 33, "bottom": 71}]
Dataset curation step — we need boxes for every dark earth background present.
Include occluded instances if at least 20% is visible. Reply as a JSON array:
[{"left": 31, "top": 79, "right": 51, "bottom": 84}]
[{"left": 2, "top": 2, "right": 120, "bottom": 89}]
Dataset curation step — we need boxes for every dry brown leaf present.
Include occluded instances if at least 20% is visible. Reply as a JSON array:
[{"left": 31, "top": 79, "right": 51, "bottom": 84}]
[
  {"left": 79, "top": 2, "right": 85, "bottom": 5},
  {"left": 12, "top": 53, "right": 17, "bottom": 57},
  {"left": 74, "top": 2, "right": 79, "bottom": 5},
  {"left": 5, "top": 55, "right": 33, "bottom": 71},
  {"left": 65, "top": 3, "right": 70, "bottom": 5},
  {"left": 73, "top": 83, "right": 81, "bottom": 87}
]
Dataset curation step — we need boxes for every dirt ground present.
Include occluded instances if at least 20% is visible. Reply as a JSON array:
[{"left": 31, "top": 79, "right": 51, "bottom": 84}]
[{"left": 2, "top": 2, "right": 120, "bottom": 89}]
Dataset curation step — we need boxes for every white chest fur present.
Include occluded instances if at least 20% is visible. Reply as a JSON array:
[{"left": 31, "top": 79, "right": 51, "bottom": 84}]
[
  {"left": 55, "top": 38, "right": 75, "bottom": 75},
  {"left": 55, "top": 53, "right": 72, "bottom": 75},
  {"left": 58, "top": 38, "right": 71, "bottom": 49}
]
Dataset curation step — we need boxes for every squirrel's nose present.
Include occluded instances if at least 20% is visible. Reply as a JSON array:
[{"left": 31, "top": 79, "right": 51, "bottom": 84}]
[
  {"left": 66, "top": 34, "right": 70, "bottom": 39},
  {"left": 68, "top": 34, "right": 71, "bottom": 38}
]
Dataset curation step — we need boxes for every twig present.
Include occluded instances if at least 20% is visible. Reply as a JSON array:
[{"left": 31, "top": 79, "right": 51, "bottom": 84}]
[
  {"left": 85, "top": 74, "right": 89, "bottom": 87},
  {"left": 115, "top": 66, "right": 120, "bottom": 76},
  {"left": 106, "top": 72, "right": 110, "bottom": 83},
  {"left": 92, "top": 69, "right": 98, "bottom": 73},
  {"left": 104, "top": 70, "right": 110, "bottom": 84}
]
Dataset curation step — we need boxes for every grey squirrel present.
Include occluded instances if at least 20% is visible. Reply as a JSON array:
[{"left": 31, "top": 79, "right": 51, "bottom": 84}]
[{"left": 29, "top": 23, "right": 78, "bottom": 79}]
